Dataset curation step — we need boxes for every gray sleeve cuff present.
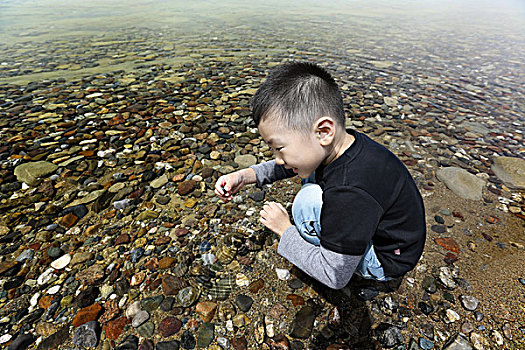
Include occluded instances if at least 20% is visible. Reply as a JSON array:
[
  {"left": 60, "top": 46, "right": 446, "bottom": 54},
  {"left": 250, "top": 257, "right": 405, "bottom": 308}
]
[
  {"left": 277, "top": 225, "right": 363, "bottom": 289},
  {"left": 250, "top": 160, "right": 295, "bottom": 187}
]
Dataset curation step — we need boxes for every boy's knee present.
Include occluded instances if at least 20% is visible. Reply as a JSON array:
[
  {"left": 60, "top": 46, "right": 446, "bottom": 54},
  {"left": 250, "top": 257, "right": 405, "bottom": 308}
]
[{"left": 292, "top": 183, "right": 323, "bottom": 217}]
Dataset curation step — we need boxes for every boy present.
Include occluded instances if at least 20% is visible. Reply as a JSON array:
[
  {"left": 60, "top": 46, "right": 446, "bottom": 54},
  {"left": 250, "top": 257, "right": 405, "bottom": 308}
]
[{"left": 215, "top": 62, "right": 426, "bottom": 290}]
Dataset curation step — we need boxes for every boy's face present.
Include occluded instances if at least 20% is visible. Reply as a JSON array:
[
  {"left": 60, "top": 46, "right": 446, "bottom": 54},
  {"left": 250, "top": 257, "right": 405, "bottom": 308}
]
[{"left": 258, "top": 117, "right": 327, "bottom": 179}]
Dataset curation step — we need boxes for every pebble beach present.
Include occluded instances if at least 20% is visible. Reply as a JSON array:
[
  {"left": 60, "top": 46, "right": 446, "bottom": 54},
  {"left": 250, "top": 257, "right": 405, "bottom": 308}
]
[{"left": 0, "top": 1, "right": 524, "bottom": 349}]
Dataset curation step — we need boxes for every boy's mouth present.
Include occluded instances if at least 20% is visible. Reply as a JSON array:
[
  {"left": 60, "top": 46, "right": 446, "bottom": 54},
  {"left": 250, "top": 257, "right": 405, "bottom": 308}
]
[{"left": 292, "top": 168, "right": 299, "bottom": 173}]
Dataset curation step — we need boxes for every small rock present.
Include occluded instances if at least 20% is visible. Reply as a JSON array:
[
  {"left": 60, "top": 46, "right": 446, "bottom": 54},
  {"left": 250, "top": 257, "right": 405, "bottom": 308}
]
[
  {"left": 196, "top": 323, "right": 214, "bottom": 348},
  {"left": 156, "top": 341, "right": 180, "bottom": 350},
  {"left": 132, "top": 310, "right": 150, "bottom": 328},
  {"left": 50, "top": 254, "right": 71, "bottom": 270},
  {"left": 290, "top": 306, "right": 316, "bottom": 339},
  {"left": 275, "top": 268, "right": 290, "bottom": 280},
  {"left": 159, "top": 316, "right": 182, "bottom": 337},
  {"left": 460, "top": 295, "right": 479, "bottom": 311},
  {"left": 235, "top": 294, "right": 254, "bottom": 312},
  {"left": 72, "top": 321, "right": 99, "bottom": 348},
  {"left": 375, "top": 323, "right": 403, "bottom": 348}
]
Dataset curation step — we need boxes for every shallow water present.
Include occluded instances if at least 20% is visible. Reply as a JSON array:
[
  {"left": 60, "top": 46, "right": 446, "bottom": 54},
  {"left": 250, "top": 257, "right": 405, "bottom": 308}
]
[{"left": 1, "top": 0, "right": 524, "bottom": 92}]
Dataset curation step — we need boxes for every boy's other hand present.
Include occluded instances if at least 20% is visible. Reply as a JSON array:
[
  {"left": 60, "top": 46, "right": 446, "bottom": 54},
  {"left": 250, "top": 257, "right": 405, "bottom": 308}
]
[{"left": 260, "top": 202, "right": 292, "bottom": 237}]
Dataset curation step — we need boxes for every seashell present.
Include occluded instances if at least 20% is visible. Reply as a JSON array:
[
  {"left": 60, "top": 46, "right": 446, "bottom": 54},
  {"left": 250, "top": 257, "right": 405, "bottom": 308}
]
[
  {"left": 208, "top": 276, "right": 235, "bottom": 301},
  {"left": 216, "top": 245, "right": 236, "bottom": 264},
  {"left": 235, "top": 273, "right": 250, "bottom": 287},
  {"left": 217, "top": 301, "right": 237, "bottom": 321},
  {"left": 202, "top": 252, "right": 216, "bottom": 266}
]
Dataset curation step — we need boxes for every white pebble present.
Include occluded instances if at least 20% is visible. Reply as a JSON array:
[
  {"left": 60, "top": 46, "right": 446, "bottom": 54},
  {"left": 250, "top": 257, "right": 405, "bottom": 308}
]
[
  {"left": 47, "top": 285, "right": 61, "bottom": 295},
  {"left": 50, "top": 254, "right": 71, "bottom": 270},
  {"left": 30, "top": 293, "right": 41, "bottom": 307},
  {"left": 37, "top": 268, "right": 55, "bottom": 285},
  {"left": 275, "top": 268, "right": 290, "bottom": 281},
  {"left": 0, "top": 334, "right": 12, "bottom": 344}
]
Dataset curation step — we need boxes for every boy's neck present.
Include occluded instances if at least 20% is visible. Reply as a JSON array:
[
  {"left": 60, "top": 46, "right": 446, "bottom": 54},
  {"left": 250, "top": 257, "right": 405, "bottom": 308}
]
[{"left": 323, "top": 129, "right": 355, "bottom": 165}]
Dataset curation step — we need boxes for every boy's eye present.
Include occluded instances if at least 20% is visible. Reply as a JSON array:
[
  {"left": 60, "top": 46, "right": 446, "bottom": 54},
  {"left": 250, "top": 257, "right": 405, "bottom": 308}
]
[{"left": 275, "top": 147, "right": 283, "bottom": 151}]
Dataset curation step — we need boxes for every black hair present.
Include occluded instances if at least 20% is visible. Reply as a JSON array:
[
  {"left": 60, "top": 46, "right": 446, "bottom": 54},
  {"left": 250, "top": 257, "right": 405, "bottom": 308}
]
[{"left": 251, "top": 62, "right": 345, "bottom": 133}]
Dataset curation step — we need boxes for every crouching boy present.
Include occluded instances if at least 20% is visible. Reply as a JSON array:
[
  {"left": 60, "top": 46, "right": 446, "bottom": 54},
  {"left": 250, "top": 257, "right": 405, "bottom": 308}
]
[{"left": 215, "top": 62, "right": 426, "bottom": 290}]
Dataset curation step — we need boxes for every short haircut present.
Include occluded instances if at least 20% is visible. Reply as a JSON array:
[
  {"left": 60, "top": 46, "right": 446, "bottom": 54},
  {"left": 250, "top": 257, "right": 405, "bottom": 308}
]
[{"left": 251, "top": 62, "right": 345, "bottom": 133}]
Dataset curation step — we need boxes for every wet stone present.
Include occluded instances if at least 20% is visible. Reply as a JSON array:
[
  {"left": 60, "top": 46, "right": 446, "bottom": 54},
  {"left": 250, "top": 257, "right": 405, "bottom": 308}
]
[
  {"left": 288, "top": 278, "right": 304, "bottom": 289},
  {"left": 6, "top": 333, "right": 36, "bottom": 350},
  {"left": 375, "top": 323, "right": 403, "bottom": 348},
  {"left": 422, "top": 276, "right": 437, "bottom": 294},
  {"left": 136, "top": 321, "right": 155, "bottom": 338},
  {"left": 181, "top": 330, "right": 196, "bottom": 349},
  {"left": 132, "top": 310, "right": 150, "bottom": 327},
  {"left": 159, "top": 316, "right": 182, "bottom": 337},
  {"left": 156, "top": 341, "right": 180, "bottom": 350},
  {"left": 290, "top": 306, "right": 316, "bottom": 339},
  {"left": 115, "top": 335, "right": 139, "bottom": 350},
  {"left": 442, "top": 333, "right": 473, "bottom": 350},
  {"left": 235, "top": 294, "right": 253, "bottom": 312},
  {"left": 72, "top": 321, "right": 99, "bottom": 348},
  {"left": 460, "top": 295, "right": 479, "bottom": 311},
  {"left": 141, "top": 295, "right": 164, "bottom": 312},
  {"left": 139, "top": 339, "right": 154, "bottom": 350},
  {"left": 177, "top": 286, "right": 200, "bottom": 307}
]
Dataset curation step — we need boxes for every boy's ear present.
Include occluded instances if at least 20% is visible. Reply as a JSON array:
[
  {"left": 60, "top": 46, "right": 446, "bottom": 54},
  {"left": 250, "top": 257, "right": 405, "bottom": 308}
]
[{"left": 314, "top": 116, "right": 336, "bottom": 146}]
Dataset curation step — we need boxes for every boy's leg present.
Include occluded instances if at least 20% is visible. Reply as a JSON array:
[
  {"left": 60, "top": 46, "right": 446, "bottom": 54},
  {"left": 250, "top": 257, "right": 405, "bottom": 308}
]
[
  {"left": 292, "top": 183, "right": 323, "bottom": 246},
  {"left": 355, "top": 242, "right": 391, "bottom": 282}
]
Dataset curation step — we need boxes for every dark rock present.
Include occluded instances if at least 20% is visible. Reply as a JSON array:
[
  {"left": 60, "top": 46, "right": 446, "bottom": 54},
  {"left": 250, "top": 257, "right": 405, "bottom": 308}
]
[
  {"left": 430, "top": 225, "right": 446, "bottom": 233},
  {"left": 422, "top": 276, "right": 437, "bottom": 293},
  {"left": 139, "top": 340, "right": 154, "bottom": 350},
  {"left": 159, "top": 316, "right": 182, "bottom": 337},
  {"left": 156, "top": 341, "right": 180, "bottom": 350},
  {"left": 7, "top": 333, "right": 36, "bottom": 350},
  {"left": 248, "top": 190, "right": 265, "bottom": 202},
  {"left": 288, "top": 278, "right": 304, "bottom": 289},
  {"left": 434, "top": 215, "right": 445, "bottom": 224},
  {"left": 418, "top": 302, "right": 434, "bottom": 315},
  {"left": 115, "top": 335, "right": 139, "bottom": 350},
  {"left": 235, "top": 294, "right": 253, "bottom": 312},
  {"left": 375, "top": 323, "right": 403, "bottom": 348},
  {"left": 180, "top": 330, "right": 196, "bottom": 349},
  {"left": 290, "top": 306, "right": 316, "bottom": 339},
  {"left": 37, "top": 326, "right": 69, "bottom": 350},
  {"left": 76, "top": 286, "right": 99, "bottom": 308},
  {"left": 355, "top": 287, "right": 379, "bottom": 301},
  {"left": 196, "top": 323, "right": 214, "bottom": 348}
]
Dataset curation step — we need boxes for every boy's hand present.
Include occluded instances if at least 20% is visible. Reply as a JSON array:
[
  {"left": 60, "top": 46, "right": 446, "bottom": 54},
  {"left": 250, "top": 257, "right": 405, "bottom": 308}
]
[
  {"left": 260, "top": 202, "right": 292, "bottom": 237},
  {"left": 215, "top": 171, "right": 247, "bottom": 202}
]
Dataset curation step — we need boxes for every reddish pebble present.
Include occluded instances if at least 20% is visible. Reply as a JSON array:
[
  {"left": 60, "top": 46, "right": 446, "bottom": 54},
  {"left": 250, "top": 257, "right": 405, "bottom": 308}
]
[
  {"left": 105, "top": 317, "right": 130, "bottom": 340},
  {"left": 72, "top": 303, "right": 103, "bottom": 327},
  {"left": 248, "top": 278, "right": 264, "bottom": 294},
  {"left": 158, "top": 316, "right": 182, "bottom": 337},
  {"left": 115, "top": 234, "right": 130, "bottom": 245},
  {"left": 434, "top": 237, "right": 460, "bottom": 254},
  {"left": 287, "top": 294, "right": 305, "bottom": 307}
]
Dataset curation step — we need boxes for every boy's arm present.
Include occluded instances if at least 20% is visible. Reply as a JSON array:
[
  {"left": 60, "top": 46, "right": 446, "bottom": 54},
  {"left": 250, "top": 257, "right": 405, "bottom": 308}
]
[
  {"left": 277, "top": 226, "right": 362, "bottom": 290},
  {"left": 250, "top": 160, "right": 296, "bottom": 187}
]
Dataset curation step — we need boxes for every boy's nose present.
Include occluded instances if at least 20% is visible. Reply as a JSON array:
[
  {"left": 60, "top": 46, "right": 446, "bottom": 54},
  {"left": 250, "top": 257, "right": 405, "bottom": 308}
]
[{"left": 275, "top": 155, "right": 285, "bottom": 166}]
